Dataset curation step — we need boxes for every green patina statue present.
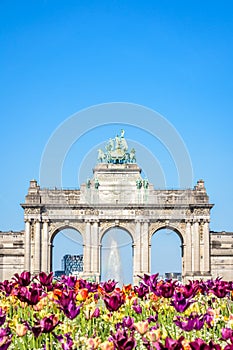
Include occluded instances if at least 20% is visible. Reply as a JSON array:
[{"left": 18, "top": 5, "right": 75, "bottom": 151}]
[{"left": 97, "top": 130, "right": 136, "bottom": 164}]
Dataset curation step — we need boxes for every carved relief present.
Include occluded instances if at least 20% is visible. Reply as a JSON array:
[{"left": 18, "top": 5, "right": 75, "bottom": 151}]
[
  {"left": 85, "top": 209, "right": 99, "bottom": 216},
  {"left": 193, "top": 208, "right": 210, "bottom": 216},
  {"left": 24, "top": 208, "right": 41, "bottom": 215}
]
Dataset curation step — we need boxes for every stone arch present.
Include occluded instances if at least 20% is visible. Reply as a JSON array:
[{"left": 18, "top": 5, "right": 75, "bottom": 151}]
[
  {"left": 49, "top": 222, "right": 85, "bottom": 244},
  {"left": 149, "top": 222, "right": 185, "bottom": 243},
  {"left": 49, "top": 223, "right": 85, "bottom": 274},
  {"left": 100, "top": 224, "right": 134, "bottom": 285},
  {"left": 150, "top": 223, "right": 184, "bottom": 278},
  {"left": 99, "top": 222, "right": 135, "bottom": 245}
]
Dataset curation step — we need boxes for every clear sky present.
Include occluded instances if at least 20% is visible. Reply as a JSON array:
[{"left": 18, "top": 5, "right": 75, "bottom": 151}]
[{"left": 1, "top": 1, "right": 233, "bottom": 280}]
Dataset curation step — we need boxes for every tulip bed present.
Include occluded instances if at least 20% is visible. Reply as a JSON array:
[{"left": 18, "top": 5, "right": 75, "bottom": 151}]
[{"left": 1, "top": 272, "right": 233, "bottom": 349}]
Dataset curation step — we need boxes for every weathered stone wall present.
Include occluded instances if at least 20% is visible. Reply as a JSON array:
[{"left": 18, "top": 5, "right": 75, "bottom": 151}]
[
  {"left": 0, "top": 231, "right": 24, "bottom": 281},
  {"left": 210, "top": 231, "right": 233, "bottom": 280}
]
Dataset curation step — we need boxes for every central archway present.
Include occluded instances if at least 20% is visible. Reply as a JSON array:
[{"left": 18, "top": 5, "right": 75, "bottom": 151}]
[
  {"left": 51, "top": 228, "right": 83, "bottom": 277},
  {"left": 101, "top": 228, "right": 133, "bottom": 285},
  {"left": 151, "top": 227, "right": 183, "bottom": 280}
]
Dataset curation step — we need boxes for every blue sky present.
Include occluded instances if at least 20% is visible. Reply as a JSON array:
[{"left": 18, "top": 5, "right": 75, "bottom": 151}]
[{"left": 1, "top": 1, "right": 233, "bottom": 278}]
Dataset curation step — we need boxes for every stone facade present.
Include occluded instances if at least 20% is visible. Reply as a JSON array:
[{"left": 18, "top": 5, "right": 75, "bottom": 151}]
[
  {"left": 0, "top": 133, "right": 232, "bottom": 282},
  {"left": 210, "top": 231, "right": 233, "bottom": 280},
  {"left": 18, "top": 162, "right": 215, "bottom": 284},
  {"left": 0, "top": 230, "right": 24, "bottom": 280}
]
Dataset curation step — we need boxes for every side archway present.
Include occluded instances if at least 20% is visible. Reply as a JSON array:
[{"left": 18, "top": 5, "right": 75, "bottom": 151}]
[
  {"left": 49, "top": 224, "right": 84, "bottom": 277},
  {"left": 150, "top": 225, "right": 184, "bottom": 280},
  {"left": 100, "top": 226, "right": 134, "bottom": 286}
]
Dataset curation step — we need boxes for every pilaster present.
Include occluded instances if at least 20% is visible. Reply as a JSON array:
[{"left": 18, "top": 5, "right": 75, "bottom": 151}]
[
  {"left": 203, "top": 220, "right": 210, "bottom": 273},
  {"left": 83, "top": 220, "right": 91, "bottom": 274},
  {"left": 24, "top": 219, "right": 31, "bottom": 271},
  {"left": 91, "top": 220, "right": 99, "bottom": 279},
  {"left": 193, "top": 220, "right": 200, "bottom": 273},
  {"left": 34, "top": 220, "right": 41, "bottom": 274},
  {"left": 141, "top": 220, "right": 149, "bottom": 274},
  {"left": 184, "top": 220, "right": 192, "bottom": 275},
  {"left": 41, "top": 220, "right": 49, "bottom": 273},
  {"left": 133, "top": 220, "right": 141, "bottom": 278}
]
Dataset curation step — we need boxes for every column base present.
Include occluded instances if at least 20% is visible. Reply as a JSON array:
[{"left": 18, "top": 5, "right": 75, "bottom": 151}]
[{"left": 183, "top": 271, "right": 212, "bottom": 282}]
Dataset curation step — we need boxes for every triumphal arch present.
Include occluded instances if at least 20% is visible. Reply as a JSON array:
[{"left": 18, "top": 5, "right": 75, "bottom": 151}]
[{"left": 21, "top": 131, "right": 213, "bottom": 283}]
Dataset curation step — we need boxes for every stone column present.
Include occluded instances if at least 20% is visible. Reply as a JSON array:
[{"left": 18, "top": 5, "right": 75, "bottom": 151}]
[
  {"left": 41, "top": 220, "right": 49, "bottom": 273},
  {"left": 48, "top": 242, "right": 53, "bottom": 272},
  {"left": 133, "top": 221, "right": 141, "bottom": 278},
  {"left": 91, "top": 220, "right": 99, "bottom": 277},
  {"left": 24, "top": 220, "right": 31, "bottom": 271},
  {"left": 83, "top": 220, "right": 91, "bottom": 275},
  {"left": 184, "top": 221, "right": 192, "bottom": 275},
  {"left": 203, "top": 220, "right": 210, "bottom": 273},
  {"left": 193, "top": 220, "right": 200, "bottom": 273},
  {"left": 34, "top": 220, "right": 41, "bottom": 274},
  {"left": 141, "top": 221, "right": 149, "bottom": 274}
]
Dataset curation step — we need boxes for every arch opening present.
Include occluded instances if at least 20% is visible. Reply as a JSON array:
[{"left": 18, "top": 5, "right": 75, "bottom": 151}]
[
  {"left": 101, "top": 227, "right": 133, "bottom": 286},
  {"left": 52, "top": 228, "right": 83, "bottom": 278},
  {"left": 151, "top": 228, "right": 183, "bottom": 280}
]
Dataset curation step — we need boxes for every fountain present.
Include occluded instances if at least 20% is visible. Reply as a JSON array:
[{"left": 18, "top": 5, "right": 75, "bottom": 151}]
[{"left": 104, "top": 237, "right": 124, "bottom": 286}]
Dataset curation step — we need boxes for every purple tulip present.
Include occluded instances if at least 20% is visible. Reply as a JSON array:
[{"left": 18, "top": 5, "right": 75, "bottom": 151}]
[
  {"left": 57, "top": 290, "right": 75, "bottom": 309},
  {"left": 134, "top": 283, "right": 149, "bottom": 298},
  {"left": 0, "top": 280, "right": 15, "bottom": 296},
  {"left": 0, "top": 308, "right": 6, "bottom": 327},
  {"left": 38, "top": 272, "right": 53, "bottom": 288},
  {"left": 116, "top": 316, "right": 135, "bottom": 331},
  {"left": 165, "top": 336, "right": 185, "bottom": 350},
  {"left": 221, "top": 328, "right": 233, "bottom": 341},
  {"left": 13, "top": 271, "right": 31, "bottom": 287},
  {"left": 55, "top": 289, "right": 82, "bottom": 320},
  {"left": 203, "top": 311, "right": 214, "bottom": 328},
  {"left": 180, "top": 281, "right": 199, "bottom": 298},
  {"left": 147, "top": 314, "right": 158, "bottom": 323},
  {"left": 103, "top": 292, "right": 124, "bottom": 312},
  {"left": 159, "top": 280, "right": 175, "bottom": 298},
  {"left": 174, "top": 314, "right": 205, "bottom": 331},
  {"left": 92, "top": 307, "right": 100, "bottom": 318},
  {"left": 122, "top": 316, "right": 134, "bottom": 330},
  {"left": 59, "top": 275, "right": 77, "bottom": 289},
  {"left": 56, "top": 333, "right": 74, "bottom": 350},
  {"left": 77, "top": 278, "right": 98, "bottom": 293},
  {"left": 224, "top": 346, "right": 233, "bottom": 350},
  {"left": 190, "top": 338, "right": 221, "bottom": 350},
  {"left": 141, "top": 273, "right": 159, "bottom": 294},
  {"left": 110, "top": 329, "right": 136, "bottom": 350},
  {"left": 63, "top": 300, "right": 81, "bottom": 320},
  {"left": 210, "top": 283, "right": 229, "bottom": 298},
  {"left": 31, "top": 323, "right": 42, "bottom": 338},
  {"left": 101, "top": 280, "right": 117, "bottom": 293},
  {"left": 40, "top": 314, "right": 59, "bottom": 333},
  {"left": 16, "top": 284, "right": 43, "bottom": 305},
  {"left": 132, "top": 304, "right": 142, "bottom": 314},
  {"left": 0, "top": 327, "right": 12, "bottom": 350},
  {"left": 171, "top": 291, "right": 195, "bottom": 313}
]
